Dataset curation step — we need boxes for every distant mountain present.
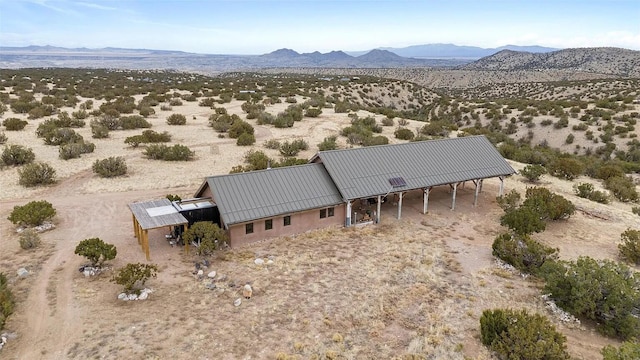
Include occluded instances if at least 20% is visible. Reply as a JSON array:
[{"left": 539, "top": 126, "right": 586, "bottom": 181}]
[
  {"left": 347, "top": 43, "right": 558, "bottom": 58},
  {"left": 462, "top": 47, "right": 640, "bottom": 77},
  {"left": 258, "top": 48, "right": 444, "bottom": 67}
]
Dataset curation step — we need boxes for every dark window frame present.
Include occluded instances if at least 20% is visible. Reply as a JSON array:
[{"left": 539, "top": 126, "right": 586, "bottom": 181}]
[
  {"left": 328, "top": 207, "right": 335, "bottom": 217},
  {"left": 320, "top": 208, "right": 327, "bottom": 218},
  {"left": 283, "top": 215, "right": 291, "bottom": 226},
  {"left": 245, "top": 222, "right": 254, "bottom": 234},
  {"left": 265, "top": 219, "right": 273, "bottom": 230}
]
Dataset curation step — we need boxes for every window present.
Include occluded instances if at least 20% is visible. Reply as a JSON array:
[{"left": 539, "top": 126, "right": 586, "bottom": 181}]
[
  {"left": 320, "top": 209, "right": 327, "bottom": 218},
  {"left": 328, "top": 207, "right": 335, "bottom": 217},
  {"left": 265, "top": 219, "right": 273, "bottom": 230},
  {"left": 283, "top": 215, "right": 291, "bottom": 226},
  {"left": 245, "top": 223, "right": 254, "bottom": 234}
]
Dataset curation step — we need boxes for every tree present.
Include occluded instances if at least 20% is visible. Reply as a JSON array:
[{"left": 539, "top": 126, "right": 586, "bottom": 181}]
[
  {"left": 573, "top": 182, "right": 609, "bottom": 204},
  {"left": 619, "top": 228, "right": 640, "bottom": 265},
  {"left": 519, "top": 164, "right": 547, "bottom": 183},
  {"left": 111, "top": 263, "right": 158, "bottom": 293},
  {"left": 75, "top": 238, "right": 117, "bottom": 267},
  {"left": 8, "top": 200, "right": 56, "bottom": 226},
  {"left": 522, "top": 187, "right": 575, "bottom": 221},
  {"left": 548, "top": 157, "right": 584, "bottom": 180},
  {"left": 1, "top": 144, "right": 35, "bottom": 166},
  {"left": 602, "top": 341, "right": 640, "bottom": 360},
  {"left": 0, "top": 273, "right": 15, "bottom": 331},
  {"left": 480, "top": 308, "right": 570, "bottom": 360},
  {"left": 492, "top": 232, "right": 558, "bottom": 275},
  {"left": 182, "top": 222, "right": 228, "bottom": 256},
  {"left": 500, "top": 206, "right": 546, "bottom": 235}
]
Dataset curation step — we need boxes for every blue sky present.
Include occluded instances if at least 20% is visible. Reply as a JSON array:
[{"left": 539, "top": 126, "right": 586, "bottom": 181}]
[{"left": 1, "top": 0, "right": 638, "bottom": 54}]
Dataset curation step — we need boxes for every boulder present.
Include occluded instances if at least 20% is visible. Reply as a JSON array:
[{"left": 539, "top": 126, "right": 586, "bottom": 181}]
[{"left": 138, "top": 291, "right": 149, "bottom": 300}]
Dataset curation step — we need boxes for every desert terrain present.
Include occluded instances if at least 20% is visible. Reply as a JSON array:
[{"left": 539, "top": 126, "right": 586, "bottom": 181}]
[{"left": 0, "top": 68, "right": 639, "bottom": 359}]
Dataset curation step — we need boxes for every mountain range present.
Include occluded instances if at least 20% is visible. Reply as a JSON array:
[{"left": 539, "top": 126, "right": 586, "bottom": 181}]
[{"left": 347, "top": 44, "right": 558, "bottom": 58}]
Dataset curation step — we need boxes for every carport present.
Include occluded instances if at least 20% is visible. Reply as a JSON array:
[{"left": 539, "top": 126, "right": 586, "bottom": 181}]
[{"left": 128, "top": 199, "right": 189, "bottom": 260}]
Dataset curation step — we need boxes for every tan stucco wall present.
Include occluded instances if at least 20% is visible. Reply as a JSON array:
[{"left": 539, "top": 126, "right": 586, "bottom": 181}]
[{"left": 228, "top": 204, "right": 346, "bottom": 247}]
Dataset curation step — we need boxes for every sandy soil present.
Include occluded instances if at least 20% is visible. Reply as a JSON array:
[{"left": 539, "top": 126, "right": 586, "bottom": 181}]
[{"left": 1, "top": 97, "right": 639, "bottom": 359}]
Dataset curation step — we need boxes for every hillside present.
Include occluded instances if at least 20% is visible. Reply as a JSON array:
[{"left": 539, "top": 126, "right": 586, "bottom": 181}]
[{"left": 462, "top": 47, "right": 640, "bottom": 77}]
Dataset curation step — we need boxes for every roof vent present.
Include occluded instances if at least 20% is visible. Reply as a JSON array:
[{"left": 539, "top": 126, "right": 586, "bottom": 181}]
[{"left": 389, "top": 177, "right": 407, "bottom": 188}]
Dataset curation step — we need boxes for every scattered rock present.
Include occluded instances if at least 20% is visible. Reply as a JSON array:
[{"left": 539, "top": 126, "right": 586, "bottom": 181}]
[
  {"left": 234, "top": 298, "right": 242, "bottom": 307},
  {"left": 197, "top": 269, "right": 204, "bottom": 277},
  {"left": 217, "top": 274, "right": 227, "bottom": 282},
  {"left": 118, "top": 293, "right": 127, "bottom": 300},
  {"left": 205, "top": 282, "right": 216, "bottom": 290},
  {"left": 243, "top": 284, "right": 253, "bottom": 299},
  {"left": 254, "top": 258, "right": 265, "bottom": 265},
  {"left": 207, "top": 271, "right": 217, "bottom": 279},
  {"left": 266, "top": 259, "right": 274, "bottom": 265},
  {"left": 138, "top": 291, "right": 148, "bottom": 300},
  {"left": 541, "top": 294, "right": 581, "bottom": 326},
  {"left": 128, "top": 294, "right": 138, "bottom": 301},
  {"left": 17, "top": 268, "right": 29, "bottom": 277}
]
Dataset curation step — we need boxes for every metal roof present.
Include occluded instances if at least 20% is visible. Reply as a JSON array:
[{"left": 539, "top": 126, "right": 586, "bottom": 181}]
[
  {"left": 128, "top": 198, "right": 189, "bottom": 230},
  {"left": 313, "top": 135, "right": 515, "bottom": 200},
  {"left": 203, "top": 163, "right": 343, "bottom": 226}
]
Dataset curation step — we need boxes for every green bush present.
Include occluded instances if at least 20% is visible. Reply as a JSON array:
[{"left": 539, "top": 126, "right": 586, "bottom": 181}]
[
  {"left": 92, "top": 157, "right": 127, "bottom": 178},
  {"left": 263, "top": 139, "right": 281, "bottom": 150},
  {"left": 2, "top": 117, "right": 28, "bottom": 131},
  {"left": 18, "top": 162, "right": 56, "bottom": 187},
  {"left": 618, "top": 228, "right": 640, "bottom": 265},
  {"left": 632, "top": 206, "right": 640, "bottom": 216},
  {"left": 125, "top": 130, "right": 171, "bottom": 147},
  {"left": 41, "top": 127, "right": 84, "bottom": 146},
  {"left": 279, "top": 139, "right": 309, "bottom": 157},
  {"left": 499, "top": 187, "right": 574, "bottom": 235},
  {"left": 18, "top": 228, "right": 42, "bottom": 250},
  {"left": 480, "top": 308, "right": 570, "bottom": 360},
  {"left": 8, "top": 200, "right": 56, "bottom": 226},
  {"left": 111, "top": 263, "right": 158, "bottom": 293},
  {"left": 90, "top": 121, "right": 109, "bottom": 139},
  {"left": 492, "top": 232, "right": 558, "bottom": 275},
  {"left": 573, "top": 182, "right": 609, "bottom": 203},
  {"left": 228, "top": 120, "right": 254, "bottom": 138},
  {"left": 304, "top": 108, "right": 322, "bottom": 117},
  {"left": 363, "top": 135, "right": 389, "bottom": 147},
  {"left": 0, "top": 131, "right": 7, "bottom": 144},
  {"left": 143, "top": 144, "right": 194, "bottom": 161},
  {"left": 166, "top": 194, "right": 182, "bottom": 202},
  {"left": 74, "top": 238, "right": 117, "bottom": 266},
  {"left": 496, "top": 189, "right": 521, "bottom": 212},
  {"left": 1, "top": 144, "right": 35, "bottom": 166},
  {"left": 520, "top": 164, "right": 547, "bottom": 183},
  {"left": 522, "top": 187, "right": 575, "bottom": 221},
  {"left": 541, "top": 257, "right": 640, "bottom": 340},
  {"left": 602, "top": 341, "right": 640, "bottom": 360},
  {"left": 500, "top": 206, "right": 546, "bottom": 235},
  {"left": 0, "top": 273, "right": 15, "bottom": 331},
  {"left": 548, "top": 157, "right": 584, "bottom": 180},
  {"left": 119, "top": 115, "right": 151, "bottom": 129},
  {"left": 236, "top": 132, "right": 256, "bottom": 146},
  {"left": 604, "top": 176, "right": 639, "bottom": 202},
  {"left": 183, "top": 222, "right": 228, "bottom": 256},
  {"left": 381, "top": 117, "right": 394, "bottom": 126},
  {"left": 59, "top": 141, "right": 95, "bottom": 160},
  {"left": 166, "top": 113, "right": 187, "bottom": 125},
  {"left": 318, "top": 135, "right": 338, "bottom": 151},
  {"left": 394, "top": 127, "right": 415, "bottom": 140}
]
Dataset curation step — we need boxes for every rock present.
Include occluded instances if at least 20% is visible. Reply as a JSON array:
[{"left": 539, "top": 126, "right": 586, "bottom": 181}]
[
  {"left": 254, "top": 258, "right": 265, "bottom": 265},
  {"left": 138, "top": 291, "right": 149, "bottom": 300},
  {"left": 197, "top": 269, "right": 204, "bottom": 276},
  {"left": 266, "top": 259, "right": 274, "bottom": 265},
  {"left": 83, "top": 269, "right": 92, "bottom": 277},
  {"left": 17, "top": 268, "right": 29, "bottom": 277},
  {"left": 242, "top": 284, "right": 253, "bottom": 299},
  {"left": 128, "top": 294, "right": 138, "bottom": 301},
  {"left": 207, "top": 271, "right": 217, "bottom": 279},
  {"left": 118, "top": 293, "right": 127, "bottom": 300},
  {"left": 205, "top": 282, "right": 216, "bottom": 290},
  {"left": 234, "top": 298, "right": 242, "bottom": 307}
]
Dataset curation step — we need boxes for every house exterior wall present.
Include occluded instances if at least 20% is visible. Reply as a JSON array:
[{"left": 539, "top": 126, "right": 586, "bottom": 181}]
[{"left": 227, "top": 204, "right": 346, "bottom": 247}]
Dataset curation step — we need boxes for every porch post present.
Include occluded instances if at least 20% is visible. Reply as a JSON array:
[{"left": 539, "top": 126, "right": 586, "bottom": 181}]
[
  {"left": 451, "top": 182, "right": 458, "bottom": 210},
  {"left": 499, "top": 176, "right": 505, "bottom": 196},
  {"left": 376, "top": 195, "right": 381, "bottom": 223},
  {"left": 132, "top": 214, "right": 138, "bottom": 239},
  {"left": 143, "top": 229, "right": 150, "bottom": 261},
  {"left": 423, "top": 187, "right": 430, "bottom": 214},
  {"left": 397, "top": 192, "right": 403, "bottom": 219},
  {"left": 474, "top": 179, "right": 481, "bottom": 207},
  {"left": 346, "top": 201, "right": 352, "bottom": 227},
  {"left": 479, "top": 178, "right": 484, "bottom": 193},
  {"left": 184, "top": 223, "right": 190, "bottom": 255}
]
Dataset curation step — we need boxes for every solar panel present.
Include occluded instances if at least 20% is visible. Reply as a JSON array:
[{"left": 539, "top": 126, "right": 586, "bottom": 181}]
[{"left": 389, "top": 177, "right": 407, "bottom": 188}]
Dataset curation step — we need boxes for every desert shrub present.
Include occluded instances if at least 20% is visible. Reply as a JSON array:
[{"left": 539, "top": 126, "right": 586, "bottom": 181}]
[
  {"left": 96, "top": 115, "right": 120, "bottom": 130},
  {"left": 228, "top": 120, "right": 254, "bottom": 139},
  {"left": 363, "top": 135, "right": 389, "bottom": 146},
  {"left": 601, "top": 341, "right": 640, "bottom": 360},
  {"left": 632, "top": 206, "right": 640, "bottom": 216},
  {"left": 125, "top": 130, "right": 171, "bottom": 147},
  {"left": 618, "top": 229, "right": 640, "bottom": 265},
  {"left": 166, "top": 113, "right": 187, "bottom": 125},
  {"left": 1, "top": 144, "right": 35, "bottom": 166},
  {"left": 0, "top": 273, "right": 15, "bottom": 331},
  {"left": 8, "top": 200, "right": 56, "bottom": 226},
  {"left": 90, "top": 121, "right": 110, "bottom": 139},
  {"left": 183, "top": 222, "right": 228, "bottom": 256},
  {"left": 143, "top": 144, "right": 194, "bottom": 161},
  {"left": 119, "top": 115, "right": 151, "bottom": 130},
  {"left": 3, "top": 117, "right": 28, "bottom": 131},
  {"left": 244, "top": 149, "right": 271, "bottom": 170},
  {"left": 604, "top": 176, "right": 639, "bottom": 202},
  {"left": 263, "top": 139, "right": 281, "bottom": 149},
  {"left": 279, "top": 139, "right": 309, "bottom": 157},
  {"left": 480, "top": 308, "right": 570, "bottom": 360},
  {"left": 18, "top": 162, "right": 56, "bottom": 187},
  {"left": 111, "top": 263, "right": 158, "bottom": 293},
  {"left": 256, "top": 111, "right": 275, "bottom": 125},
  {"left": 573, "top": 182, "right": 609, "bottom": 204},
  {"left": 274, "top": 157, "right": 307, "bottom": 167},
  {"left": 381, "top": 117, "right": 394, "bottom": 126},
  {"left": 492, "top": 232, "right": 558, "bottom": 275},
  {"left": 273, "top": 113, "right": 296, "bottom": 128},
  {"left": 318, "top": 135, "right": 338, "bottom": 151},
  {"left": 304, "top": 108, "right": 322, "bottom": 117},
  {"left": 166, "top": 194, "right": 182, "bottom": 202},
  {"left": 18, "top": 228, "right": 42, "bottom": 250},
  {"left": 236, "top": 132, "right": 256, "bottom": 146},
  {"left": 541, "top": 257, "right": 640, "bottom": 340},
  {"left": 496, "top": 190, "right": 521, "bottom": 212},
  {"left": 548, "top": 157, "right": 584, "bottom": 180},
  {"left": 519, "top": 164, "right": 547, "bottom": 183},
  {"left": 500, "top": 206, "right": 547, "bottom": 235},
  {"left": 41, "top": 127, "right": 84, "bottom": 146},
  {"left": 169, "top": 98, "right": 183, "bottom": 106},
  {"left": 59, "top": 141, "right": 95, "bottom": 160},
  {"left": 139, "top": 106, "right": 155, "bottom": 117},
  {"left": 92, "top": 157, "right": 127, "bottom": 178},
  {"left": 0, "top": 131, "right": 7, "bottom": 144},
  {"left": 394, "top": 127, "right": 415, "bottom": 140},
  {"left": 499, "top": 187, "right": 574, "bottom": 235},
  {"left": 594, "top": 163, "right": 626, "bottom": 180},
  {"left": 74, "top": 238, "right": 117, "bottom": 266},
  {"left": 523, "top": 187, "right": 575, "bottom": 221}
]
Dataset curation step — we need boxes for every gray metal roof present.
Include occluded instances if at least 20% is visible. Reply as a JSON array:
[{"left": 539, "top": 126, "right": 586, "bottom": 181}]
[
  {"left": 313, "top": 135, "right": 515, "bottom": 200},
  {"left": 203, "top": 163, "right": 343, "bottom": 226},
  {"left": 128, "top": 198, "right": 189, "bottom": 230}
]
